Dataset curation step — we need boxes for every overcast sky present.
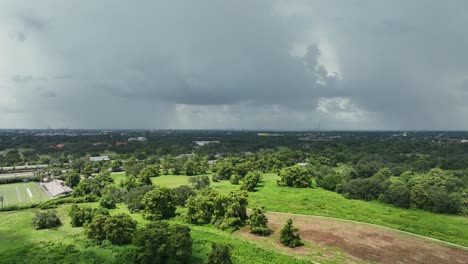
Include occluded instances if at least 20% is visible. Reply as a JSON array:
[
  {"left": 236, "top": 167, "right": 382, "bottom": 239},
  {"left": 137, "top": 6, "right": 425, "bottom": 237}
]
[{"left": 1, "top": 1, "right": 467, "bottom": 130}]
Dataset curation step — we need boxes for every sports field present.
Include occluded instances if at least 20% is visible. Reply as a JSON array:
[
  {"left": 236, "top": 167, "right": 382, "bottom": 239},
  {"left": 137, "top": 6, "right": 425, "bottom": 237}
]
[{"left": 0, "top": 182, "right": 50, "bottom": 207}]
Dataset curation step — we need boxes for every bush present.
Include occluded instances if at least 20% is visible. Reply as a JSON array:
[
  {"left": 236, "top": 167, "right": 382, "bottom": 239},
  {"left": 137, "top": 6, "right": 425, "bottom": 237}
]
[
  {"left": 212, "top": 174, "right": 221, "bottom": 182},
  {"left": 206, "top": 243, "right": 232, "bottom": 264},
  {"left": 32, "top": 210, "right": 61, "bottom": 229},
  {"left": 229, "top": 174, "right": 240, "bottom": 185},
  {"left": 247, "top": 207, "right": 271, "bottom": 236},
  {"left": 85, "top": 213, "right": 137, "bottom": 245},
  {"left": 279, "top": 219, "right": 302, "bottom": 248}
]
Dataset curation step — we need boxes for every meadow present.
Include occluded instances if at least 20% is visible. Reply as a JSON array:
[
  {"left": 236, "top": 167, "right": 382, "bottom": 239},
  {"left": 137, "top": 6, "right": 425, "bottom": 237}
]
[
  {"left": 141, "top": 173, "right": 468, "bottom": 246},
  {"left": 0, "top": 182, "right": 50, "bottom": 207},
  {"left": 0, "top": 203, "right": 313, "bottom": 264}
]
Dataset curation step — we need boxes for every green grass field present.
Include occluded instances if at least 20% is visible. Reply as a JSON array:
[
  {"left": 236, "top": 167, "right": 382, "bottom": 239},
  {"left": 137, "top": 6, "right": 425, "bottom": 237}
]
[
  {"left": 0, "top": 182, "right": 50, "bottom": 207},
  {"left": 0, "top": 204, "right": 312, "bottom": 264},
  {"left": 143, "top": 172, "right": 468, "bottom": 246}
]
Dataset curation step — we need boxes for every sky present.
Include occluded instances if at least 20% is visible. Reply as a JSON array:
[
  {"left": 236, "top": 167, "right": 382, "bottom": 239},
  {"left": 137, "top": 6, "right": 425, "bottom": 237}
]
[{"left": 1, "top": 0, "right": 468, "bottom": 130}]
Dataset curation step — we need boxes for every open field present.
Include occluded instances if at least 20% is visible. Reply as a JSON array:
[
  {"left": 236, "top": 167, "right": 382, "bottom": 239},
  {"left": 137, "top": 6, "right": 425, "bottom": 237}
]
[
  {"left": 236, "top": 211, "right": 468, "bottom": 264},
  {"left": 0, "top": 182, "right": 50, "bottom": 207},
  {"left": 145, "top": 173, "right": 468, "bottom": 246},
  {"left": 0, "top": 204, "right": 312, "bottom": 264}
]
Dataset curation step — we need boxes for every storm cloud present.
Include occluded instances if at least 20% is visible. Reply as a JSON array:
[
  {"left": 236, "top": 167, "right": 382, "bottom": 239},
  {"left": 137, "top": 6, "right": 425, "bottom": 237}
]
[{"left": 0, "top": 0, "right": 467, "bottom": 130}]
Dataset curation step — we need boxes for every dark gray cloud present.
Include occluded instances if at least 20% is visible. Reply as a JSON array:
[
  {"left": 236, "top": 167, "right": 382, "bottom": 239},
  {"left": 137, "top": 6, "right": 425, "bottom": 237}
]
[{"left": 0, "top": 0, "right": 467, "bottom": 129}]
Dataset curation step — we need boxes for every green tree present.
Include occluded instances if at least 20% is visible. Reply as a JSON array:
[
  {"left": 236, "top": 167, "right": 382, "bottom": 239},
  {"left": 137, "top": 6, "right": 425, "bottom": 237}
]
[
  {"left": 65, "top": 171, "right": 81, "bottom": 188},
  {"left": 188, "top": 175, "right": 210, "bottom": 190},
  {"left": 206, "top": 243, "right": 232, "bottom": 264},
  {"left": 85, "top": 214, "right": 109, "bottom": 241},
  {"left": 241, "top": 171, "right": 262, "bottom": 192},
  {"left": 280, "top": 219, "right": 302, "bottom": 248},
  {"left": 103, "top": 213, "right": 137, "bottom": 245},
  {"left": 133, "top": 221, "right": 192, "bottom": 264},
  {"left": 247, "top": 207, "right": 271, "bottom": 236},
  {"left": 173, "top": 185, "right": 196, "bottom": 206},
  {"left": 229, "top": 174, "right": 241, "bottom": 185},
  {"left": 138, "top": 165, "right": 159, "bottom": 185},
  {"left": 141, "top": 187, "right": 176, "bottom": 220},
  {"left": 124, "top": 185, "right": 155, "bottom": 212},
  {"left": 277, "top": 166, "right": 311, "bottom": 188}
]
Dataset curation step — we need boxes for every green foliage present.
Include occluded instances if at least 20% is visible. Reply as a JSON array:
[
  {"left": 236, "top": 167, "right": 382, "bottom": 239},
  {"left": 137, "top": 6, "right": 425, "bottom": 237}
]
[
  {"left": 73, "top": 170, "right": 114, "bottom": 198},
  {"left": 382, "top": 179, "right": 411, "bottom": 208},
  {"left": 355, "top": 155, "right": 386, "bottom": 178},
  {"left": 141, "top": 187, "right": 176, "bottom": 220},
  {"left": 99, "top": 185, "right": 127, "bottom": 209},
  {"left": 65, "top": 172, "right": 81, "bottom": 188},
  {"left": 229, "top": 174, "right": 240, "bottom": 185},
  {"left": 103, "top": 213, "right": 137, "bottom": 245},
  {"left": 85, "top": 213, "right": 136, "bottom": 245},
  {"left": 173, "top": 185, "right": 196, "bottom": 206},
  {"left": 186, "top": 189, "right": 248, "bottom": 230},
  {"left": 240, "top": 170, "right": 262, "bottom": 192},
  {"left": 124, "top": 185, "right": 155, "bottom": 212},
  {"left": 188, "top": 175, "right": 211, "bottom": 190},
  {"left": 132, "top": 221, "right": 192, "bottom": 264},
  {"left": 247, "top": 207, "right": 271, "bottom": 236},
  {"left": 137, "top": 165, "right": 159, "bottom": 185},
  {"left": 206, "top": 243, "right": 232, "bottom": 264},
  {"left": 279, "top": 219, "right": 302, "bottom": 248},
  {"left": 32, "top": 210, "right": 61, "bottom": 229},
  {"left": 69, "top": 205, "right": 109, "bottom": 227},
  {"left": 277, "top": 166, "right": 311, "bottom": 188}
]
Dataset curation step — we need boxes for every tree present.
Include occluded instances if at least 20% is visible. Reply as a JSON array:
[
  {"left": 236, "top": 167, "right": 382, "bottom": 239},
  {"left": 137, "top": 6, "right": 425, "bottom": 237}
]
[
  {"left": 124, "top": 185, "right": 155, "bottom": 212},
  {"left": 32, "top": 210, "right": 61, "bottom": 229},
  {"left": 69, "top": 205, "right": 109, "bottom": 227},
  {"left": 65, "top": 172, "right": 81, "bottom": 188},
  {"left": 241, "top": 171, "right": 262, "bottom": 192},
  {"left": 173, "top": 185, "right": 196, "bottom": 206},
  {"left": 188, "top": 175, "right": 210, "bottom": 190},
  {"left": 133, "top": 221, "right": 192, "bottom": 264},
  {"left": 280, "top": 219, "right": 302, "bottom": 248},
  {"left": 206, "top": 243, "right": 232, "bottom": 264},
  {"left": 103, "top": 213, "right": 137, "bottom": 245},
  {"left": 247, "top": 207, "right": 271, "bottom": 236},
  {"left": 355, "top": 155, "right": 386, "bottom": 178},
  {"left": 138, "top": 165, "right": 159, "bottom": 185},
  {"left": 85, "top": 214, "right": 109, "bottom": 241},
  {"left": 382, "top": 180, "right": 410, "bottom": 208},
  {"left": 141, "top": 187, "right": 176, "bottom": 220},
  {"left": 277, "top": 166, "right": 311, "bottom": 188}
]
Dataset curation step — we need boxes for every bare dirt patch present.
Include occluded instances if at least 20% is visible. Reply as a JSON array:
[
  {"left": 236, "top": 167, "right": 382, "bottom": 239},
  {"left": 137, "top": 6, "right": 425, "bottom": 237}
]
[{"left": 235, "top": 212, "right": 468, "bottom": 264}]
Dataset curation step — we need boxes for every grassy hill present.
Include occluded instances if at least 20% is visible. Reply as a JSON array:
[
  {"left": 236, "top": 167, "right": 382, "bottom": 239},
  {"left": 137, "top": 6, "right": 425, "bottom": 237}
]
[{"left": 142, "top": 173, "right": 468, "bottom": 246}]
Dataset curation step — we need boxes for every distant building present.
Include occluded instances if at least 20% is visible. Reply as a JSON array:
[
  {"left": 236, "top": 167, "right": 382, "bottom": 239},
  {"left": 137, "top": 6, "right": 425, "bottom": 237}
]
[
  {"left": 56, "top": 144, "right": 65, "bottom": 149},
  {"left": 207, "top": 160, "right": 217, "bottom": 165},
  {"left": 115, "top": 141, "right": 128, "bottom": 146},
  {"left": 40, "top": 180, "right": 73, "bottom": 198},
  {"left": 193, "top": 141, "right": 220, "bottom": 147},
  {"left": 89, "top": 156, "right": 110, "bottom": 162},
  {"left": 297, "top": 162, "right": 309, "bottom": 167},
  {"left": 128, "top": 137, "right": 147, "bottom": 142},
  {"left": 461, "top": 139, "right": 468, "bottom": 143},
  {"left": 176, "top": 154, "right": 195, "bottom": 159}
]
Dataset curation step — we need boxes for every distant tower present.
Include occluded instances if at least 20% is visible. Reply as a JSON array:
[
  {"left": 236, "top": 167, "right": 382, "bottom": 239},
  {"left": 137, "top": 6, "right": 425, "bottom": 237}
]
[{"left": 403, "top": 131, "right": 407, "bottom": 137}]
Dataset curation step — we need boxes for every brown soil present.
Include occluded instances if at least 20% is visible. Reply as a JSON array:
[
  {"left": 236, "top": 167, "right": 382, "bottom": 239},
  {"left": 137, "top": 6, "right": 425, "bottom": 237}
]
[{"left": 235, "top": 212, "right": 468, "bottom": 264}]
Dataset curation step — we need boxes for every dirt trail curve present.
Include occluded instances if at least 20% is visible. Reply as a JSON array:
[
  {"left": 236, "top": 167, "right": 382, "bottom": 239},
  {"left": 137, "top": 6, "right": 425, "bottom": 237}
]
[{"left": 238, "top": 211, "right": 468, "bottom": 264}]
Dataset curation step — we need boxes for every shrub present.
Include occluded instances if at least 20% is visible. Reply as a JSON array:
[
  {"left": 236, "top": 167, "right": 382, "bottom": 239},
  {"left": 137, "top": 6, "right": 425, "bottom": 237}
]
[
  {"left": 103, "top": 213, "right": 137, "bottom": 245},
  {"left": 32, "top": 210, "right": 61, "bottom": 229},
  {"left": 124, "top": 185, "right": 155, "bottom": 212},
  {"left": 279, "top": 219, "right": 302, "bottom": 248},
  {"left": 206, "top": 243, "right": 232, "bottom": 264},
  {"left": 229, "top": 174, "right": 240, "bottom": 185},
  {"left": 247, "top": 207, "right": 271, "bottom": 236},
  {"left": 69, "top": 205, "right": 109, "bottom": 227}
]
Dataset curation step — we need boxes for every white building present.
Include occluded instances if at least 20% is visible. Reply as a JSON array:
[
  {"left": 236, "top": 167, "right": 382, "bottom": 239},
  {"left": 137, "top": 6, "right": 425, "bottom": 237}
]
[
  {"left": 89, "top": 156, "right": 110, "bottom": 162},
  {"left": 193, "top": 141, "right": 220, "bottom": 147},
  {"left": 128, "top": 137, "right": 147, "bottom": 142}
]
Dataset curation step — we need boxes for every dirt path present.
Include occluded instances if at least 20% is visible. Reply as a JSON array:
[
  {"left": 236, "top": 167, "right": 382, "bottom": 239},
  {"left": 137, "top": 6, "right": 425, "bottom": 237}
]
[{"left": 235, "top": 211, "right": 468, "bottom": 264}]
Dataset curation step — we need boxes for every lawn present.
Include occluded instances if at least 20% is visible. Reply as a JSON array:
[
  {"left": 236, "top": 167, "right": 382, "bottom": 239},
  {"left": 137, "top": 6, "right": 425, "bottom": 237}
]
[
  {"left": 0, "top": 203, "right": 311, "bottom": 264},
  {"left": 0, "top": 182, "right": 50, "bottom": 207},
  {"left": 149, "top": 173, "right": 468, "bottom": 246}
]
